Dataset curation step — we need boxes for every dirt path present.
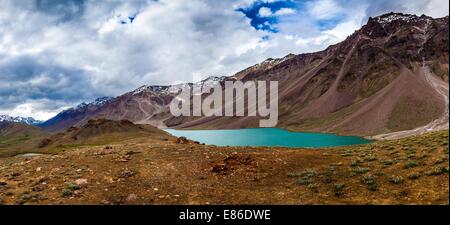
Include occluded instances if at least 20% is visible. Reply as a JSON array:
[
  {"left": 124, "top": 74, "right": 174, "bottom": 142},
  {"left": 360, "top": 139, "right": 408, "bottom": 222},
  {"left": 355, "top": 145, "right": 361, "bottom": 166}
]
[{"left": 372, "top": 66, "right": 449, "bottom": 140}]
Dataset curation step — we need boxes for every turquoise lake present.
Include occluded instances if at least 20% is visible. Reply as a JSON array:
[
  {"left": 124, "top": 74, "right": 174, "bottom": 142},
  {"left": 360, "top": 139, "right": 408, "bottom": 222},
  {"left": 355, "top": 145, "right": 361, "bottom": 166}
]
[{"left": 164, "top": 128, "right": 371, "bottom": 148}]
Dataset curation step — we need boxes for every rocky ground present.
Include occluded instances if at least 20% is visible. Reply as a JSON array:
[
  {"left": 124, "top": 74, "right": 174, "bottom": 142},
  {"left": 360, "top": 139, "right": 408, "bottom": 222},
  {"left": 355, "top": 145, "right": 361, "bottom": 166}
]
[{"left": 0, "top": 131, "right": 448, "bottom": 205}]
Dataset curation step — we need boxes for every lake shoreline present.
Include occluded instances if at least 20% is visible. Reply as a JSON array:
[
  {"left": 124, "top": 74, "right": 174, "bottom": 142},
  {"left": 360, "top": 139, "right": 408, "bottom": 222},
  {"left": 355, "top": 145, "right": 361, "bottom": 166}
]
[{"left": 164, "top": 128, "right": 372, "bottom": 148}]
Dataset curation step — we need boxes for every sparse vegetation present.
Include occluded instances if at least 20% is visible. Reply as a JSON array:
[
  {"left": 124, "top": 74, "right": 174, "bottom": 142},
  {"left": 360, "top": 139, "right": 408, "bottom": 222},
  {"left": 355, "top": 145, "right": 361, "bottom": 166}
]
[
  {"left": 296, "top": 178, "right": 312, "bottom": 185},
  {"left": 351, "top": 167, "right": 370, "bottom": 174},
  {"left": 383, "top": 160, "right": 394, "bottom": 166},
  {"left": 61, "top": 189, "right": 73, "bottom": 197},
  {"left": 67, "top": 183, "right": 81, "bottom": 191},
  {"left": 408, "top": 173, "right": 421, "bottom": 180},
  {"left": 0, "top": 126, "right": 448, "bottom": 205},
  {"left": 434, "top": 157, "right": 446, "bottom": 165},
  {"left": 366, "top": 155, "right": 378, "bottom": 162},
  {"left": 404, "top": 160, "right": 419, "bottom": 169},
  {"left": 292, "top": 169, "right": 317, "bottom": 186},
  {"left": 350, "top": 159, "right": 362, "bottom": 167},
  {"left": 389, "top": 175, "right": 405, "bottom": 184},
  {"left": 426, "top": 166, "right": 449, "bottom": 176},
  {"left": 361, "top": 174, "right": 378, "bottom": 191},
  {"left": 333, "top": 183, "right": 345, "bottom": 197}
]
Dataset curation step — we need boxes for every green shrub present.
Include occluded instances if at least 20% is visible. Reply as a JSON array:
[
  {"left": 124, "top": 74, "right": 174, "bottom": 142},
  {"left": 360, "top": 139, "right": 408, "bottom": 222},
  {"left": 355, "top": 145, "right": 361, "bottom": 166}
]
[
  {"left": 67, "top": 183, "right": 81, "bottom": 191},
  {"left": 61, "top": 189, "right": 73, "bottom": 197},
  {"left": 368, "top": 183, "right": 378, "bottom": 191},
  {"left": 333, "top": 183, "right": 345, "bottom": 197},
  {"left": 366, "top": 155, "right": 378, "bottom": 162},
  {"left": 389, "top": 175, "right": 404, "bottom": 184},
  {"left": 361, "top": 174, "right": 374, "bottom": 183},
  {"left": 434, "top": 157, "right": 446, "bottom": 165},
  {"left": 296, "top": 178, "right": 312, "bottom": 185},
  {"left": 350, "top": 159, "right": 362, "bottom": 167},
  {"left": 426, "top": 166, "right": 449, "bottom": 176},
  {"left": 408, "top": 173, "right": 421, "bottom": 180},
  {"left": 351, "top": 167, "right": 370, "bottom": 174},
  {"left": 404, "top": 160, "right": 419, "bottom": 169}
]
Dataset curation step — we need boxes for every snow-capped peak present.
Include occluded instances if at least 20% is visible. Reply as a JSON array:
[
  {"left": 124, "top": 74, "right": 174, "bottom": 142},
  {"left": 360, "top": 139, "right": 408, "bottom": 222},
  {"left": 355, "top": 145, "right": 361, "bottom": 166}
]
[
  {"left": 131, "top": 85, "right": 172, "bottom": 96},
  {"left": 252, "top": 53, "right": 296, "bottom": 70},
  {"left": 0, "top": 115, "right": 43, "bottom": 125},
  {"left": 371, "top": 12, "right": 430, "bottom": 25},
  {"left": 130, "top": 78, "right": 228, "bottom": 96},
  {"left": 68, "top": 97, "right": 114, "bottom": 112}
]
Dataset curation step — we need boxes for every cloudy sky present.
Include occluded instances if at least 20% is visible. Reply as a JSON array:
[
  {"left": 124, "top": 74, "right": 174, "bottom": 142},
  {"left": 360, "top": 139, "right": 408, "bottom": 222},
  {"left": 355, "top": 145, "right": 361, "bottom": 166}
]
[{"left": 0, "top": 0, "right": 448, "bottom": 120}]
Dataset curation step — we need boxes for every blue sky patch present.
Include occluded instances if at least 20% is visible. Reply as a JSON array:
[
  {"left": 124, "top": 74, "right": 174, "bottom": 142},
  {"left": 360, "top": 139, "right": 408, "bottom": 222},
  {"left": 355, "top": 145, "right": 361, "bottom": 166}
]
[{"left": 237, "top": 0, "right": 299, "bottom": 32}]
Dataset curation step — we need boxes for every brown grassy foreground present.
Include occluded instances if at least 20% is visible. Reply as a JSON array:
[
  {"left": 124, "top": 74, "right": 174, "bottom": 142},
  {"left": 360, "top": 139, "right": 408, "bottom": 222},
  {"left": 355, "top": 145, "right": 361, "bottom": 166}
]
[{"left": 0, "top": 130, "right": 448, "bottom": 205}]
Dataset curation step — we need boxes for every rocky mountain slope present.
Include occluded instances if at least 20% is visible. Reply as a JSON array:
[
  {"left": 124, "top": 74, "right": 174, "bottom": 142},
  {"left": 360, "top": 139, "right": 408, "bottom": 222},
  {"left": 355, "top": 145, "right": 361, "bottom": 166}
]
[{"left": 40, "top": 13, "right": 449, "bottom": 138}]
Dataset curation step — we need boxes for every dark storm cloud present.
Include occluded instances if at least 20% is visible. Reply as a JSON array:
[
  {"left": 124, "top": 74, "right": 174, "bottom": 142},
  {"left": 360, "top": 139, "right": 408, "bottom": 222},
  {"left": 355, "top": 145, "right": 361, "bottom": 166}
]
[{"left": 0, "top": 54, "right": 99, "bottom": 109}]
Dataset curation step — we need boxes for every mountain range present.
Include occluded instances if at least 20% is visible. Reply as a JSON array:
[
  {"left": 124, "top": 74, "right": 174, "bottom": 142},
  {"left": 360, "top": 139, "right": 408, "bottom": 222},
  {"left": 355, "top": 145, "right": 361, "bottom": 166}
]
[
  {"left": 28, "top": 12, "right": 449, "bottom": 138},
  {"left": 0, "top": 115, "right": 43, "bottom": 126}
]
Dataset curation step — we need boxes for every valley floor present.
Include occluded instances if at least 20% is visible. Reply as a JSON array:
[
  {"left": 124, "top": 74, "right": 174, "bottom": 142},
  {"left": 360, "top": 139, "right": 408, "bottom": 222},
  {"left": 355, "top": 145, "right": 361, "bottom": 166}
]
[{"left": 0, "top": 130, "right": 448, "bottom": 205}]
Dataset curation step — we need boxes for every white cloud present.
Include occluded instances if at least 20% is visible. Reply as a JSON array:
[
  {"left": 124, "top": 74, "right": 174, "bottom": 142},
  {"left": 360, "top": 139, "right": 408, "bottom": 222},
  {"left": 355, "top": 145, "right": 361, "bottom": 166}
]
[
  {"left": 258, "top": 7, "right": 273, "bottom": 17},
  {"left": 274, "top": 8, "right": 296, "bottom": 16},
  {"left": 307, "top": 0, "right": 343, "bottom": 20},
  {"left": 415, "top": 0, "right": 449, "bottom": 17}
]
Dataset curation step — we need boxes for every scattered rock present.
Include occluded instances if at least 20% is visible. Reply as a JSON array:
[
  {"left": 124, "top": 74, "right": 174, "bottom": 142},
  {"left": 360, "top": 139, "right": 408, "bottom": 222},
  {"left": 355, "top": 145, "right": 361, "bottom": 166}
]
[
  {"left": 108, "top": 195, "right": 125, "bottom": 205},
  {"left": 31, "top": 185, "right": 44, "bottom": 192},
  {"left": 212, "top": 164, "right": 227, "bottom": 174},
  {"left": 211, "top": 155, "right": 255, "bottom": 174},
  {"left": 126, "top": 193, "right": 138, "bottom": 202},
  {"left": 75, "top": 178, "right": 88, "bottom": 186},
  {"left": 105, "top": 146, "right": 113, "bottom": 150},
  {"left": 34, "top": 177, "right": 48, "bottom": 185},
  {"left": 100, "top": 200, "right": 110, "bottom": 205},
  {"left": 116, "top": 155, "right": 131, "bottom": 162},
  {"left": 176, "top": 136, "right": 189, "bottom": 144},
  {"left": 36, "top": 167, "right": 41, "bottom": 172},
  {"left": 95, "top": 149, "right": 113, "bottom": 156},
  {"left": 118, "top": 168, "right": 136, "bottom": 178}
]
